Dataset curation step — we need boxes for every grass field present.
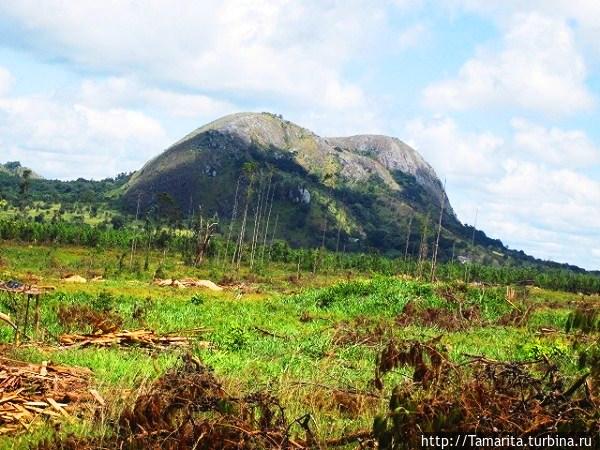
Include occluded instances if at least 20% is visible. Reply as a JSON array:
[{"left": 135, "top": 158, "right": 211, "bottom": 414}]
[{"left": 0, "top": 243, "right": 598, "bottom": 449}]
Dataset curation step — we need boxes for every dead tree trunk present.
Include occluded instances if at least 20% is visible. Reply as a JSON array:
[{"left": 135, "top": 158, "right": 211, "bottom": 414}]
[
  {"left": 430, "top": 182, "right": 446, "bottom": 282},
  {"left": 417, "top": 214, "right": 430, "bottom": 280},
  {"left": 222, "top": 176, "right": 241, "bottom": 266},
  {"left": 260, "top": 182, "right": 276, "bottom": 264},
  {"left": 194, "top": 220, "right": 218, "bottom": 266},
  {"left": 404, "top": 214, "right": 413, "bottom": 262}
]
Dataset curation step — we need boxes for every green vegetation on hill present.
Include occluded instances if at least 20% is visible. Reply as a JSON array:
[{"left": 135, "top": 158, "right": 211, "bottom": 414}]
[
  {"left": 0, "top": 169, "right": 130, "bottom": 206},
  {"left": 0, "top": 112, "right": 595, "bottom": 277}
]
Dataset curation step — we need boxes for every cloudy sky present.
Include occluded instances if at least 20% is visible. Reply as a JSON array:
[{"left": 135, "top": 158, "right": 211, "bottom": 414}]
[{"left": 0, "top": 1, "right": 599, "bottom": 269}]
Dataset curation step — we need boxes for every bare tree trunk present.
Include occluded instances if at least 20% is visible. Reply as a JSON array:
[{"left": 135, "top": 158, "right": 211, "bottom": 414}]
[
  {"left": 430, "top": 181, "right": 446, "bottom": 282},
  {"left": 223, "top": 176, "right": 241, "bottom": 266},
  {"left": 417, "top": 214, "right": 430, "bottom": 280},
  {"left": 465, "top": 208, "right": 478, "bottom": 284},
  {"left": 234, "top": 173, "right": 255, "bottom": 269},
  {"left": 268, "top": 213, "right": 279, "bottom": 262},
  {"left": 129, "top": 193, "right": 142, "bottom": 269},
  {"left": 234, "top": 200, "right": 249, "bottom": 269},
  {"left": 260, "top": 183, "right": 276, "bottom": 264},
  {"left": 315, "top": 216, "right": 327, "bottom": 274},
  {"left": 254, "top": 171, "right": 272, "bottom": 265},
  {"left": 195, "top": 220, "right": 217, "bottom": 266},
  {"left": 404, "top": 214, "right": 413, "bottom": 262},
  {"left": 144, "top": 224, "right": 153, "bottom": 271},
  {"left": 250, "top": 172, "right": 266, "bottom": 269}
]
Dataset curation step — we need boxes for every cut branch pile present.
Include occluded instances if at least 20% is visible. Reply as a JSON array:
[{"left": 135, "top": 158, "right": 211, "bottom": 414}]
[
  {"left": 373, "top": 338, "right": 600, "bottom": 449},
  {"left": 152, "top": 278, "right": 223, "bottom": 291},
  {"left": 332, "top": 317, "right": 389, "bottom": 348},
  {"left": 0, "top": 280, "right": 53, "bottom": 296},
  {"left": 396, "top": 300, "right": 481, "bottom": 331},
  {"left": 37, "top": 356, "right": 374, "bottom": 449},
  {"left": 58, "top": 328, "right": 209, "bottom": 350},
  {"left": 0, "top": 356, "right": 96, "bottom": 435}
]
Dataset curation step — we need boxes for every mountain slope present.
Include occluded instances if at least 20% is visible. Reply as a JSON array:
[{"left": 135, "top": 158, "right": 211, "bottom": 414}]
[
  {"left": 0, "top": 161, "right": 43, "bottom": 179},
  {"left": 121, "top": 113, "right": 515, "bottom": 262}
]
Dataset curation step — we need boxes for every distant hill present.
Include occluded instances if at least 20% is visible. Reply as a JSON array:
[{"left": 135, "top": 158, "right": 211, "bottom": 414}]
[
  {"left": 0, "top": 162, "right": 130, "bottom": 206},
  {"left": 0, "top": 113, "right": 590, "bottom": 272},
  {"left": 0, "top": 161, "right": 43, "bottom": 179},
  {"left": 120, "top": 112, "right": 581, "bottom": 269}
]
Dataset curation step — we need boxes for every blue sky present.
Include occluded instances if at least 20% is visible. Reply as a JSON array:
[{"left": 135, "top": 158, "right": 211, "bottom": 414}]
[{"left": 0, "top": 0, "right": 598, "bottom": 269}]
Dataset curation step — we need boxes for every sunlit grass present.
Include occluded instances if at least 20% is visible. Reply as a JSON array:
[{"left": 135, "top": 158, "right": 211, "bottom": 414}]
[{"left": 0, "top": 244, "right": 596, "bottom": 448}]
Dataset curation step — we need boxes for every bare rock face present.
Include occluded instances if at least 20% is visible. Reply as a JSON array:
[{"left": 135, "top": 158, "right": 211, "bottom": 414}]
[
  {"left": 289, "top": 186, "right": 311, "bottom": 204},
  {"left": 124, "top": 112, "right": 456, "bottom": 249},
  {"left": 130, "top": 112, "right": 450, "bottom": 209},
  {"left": 326, "top": 135, "right": 452, "bottom": 215}
]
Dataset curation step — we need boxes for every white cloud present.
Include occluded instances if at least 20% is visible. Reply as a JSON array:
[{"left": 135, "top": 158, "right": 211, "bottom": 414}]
[
  {"left": 480, "top": 161, "right": 600, "bottom": 267},
  {"left": 0, "top": 0, "right": 415, "bottom": 140},
  {"left": 397, "top": 23, "right": 429, "bottom": 50},
  {"left": 511, "top": 118, "right": 600, "bottom": 168},
  {"left": 423, "top": 13, "right": 594, "bottom": 114},
  {"left": 404, "top": 116, "right": 503, "bottom": 180},
  {"left": 0, "top": 66, "right": 14, "bottom": 95},
  {"left": 79, "top": 77, "right": 236, "bottom": 119},
  {"left": 0, "top": 92, "right": 168, "bottom": 180},
  {"left": 0, "top": 73, "right": 245, "bottom": 180},
  {"left": 404, "top": 114, "right": 600, "bottom": 268},
  {"left": 445, "top": 158, "right": 600, "bottom": 269},
  {"left": 489, "top": 160, "right": 600, "bottom": 207},
  {"left": 391, "top": 0, "right": 424, "bottom": 9},
  {"left": 0, "top": 0, "right": 386, "bottom": 112},
  {"left": 444, "top": 1, "right": 600, "bottom": 64}
]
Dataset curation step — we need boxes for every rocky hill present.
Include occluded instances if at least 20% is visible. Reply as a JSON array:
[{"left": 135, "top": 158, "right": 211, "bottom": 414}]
[
  {"left": 0, "top": 113, "right": 589, "bottom": 269},
  {"left": 122, "top": 112, "right": 508, "bottom": 262}
]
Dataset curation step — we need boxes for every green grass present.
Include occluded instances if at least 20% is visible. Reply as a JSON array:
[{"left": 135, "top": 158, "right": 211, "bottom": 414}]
[{"left": 0, "top": 244, "right": 597, "bottom": 448}]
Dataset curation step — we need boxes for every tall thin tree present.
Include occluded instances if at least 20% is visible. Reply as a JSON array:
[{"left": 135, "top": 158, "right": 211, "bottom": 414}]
[
  {"left": 465, "top": 208, "right": 478, "bottom": 283},
  {"left": 222, "top": 176, "right": 241, "bottom": 266},
  {"left": 234, "top": 162, "right": 257, "bottom": 269},
  {"left": 268, "top": 213, "right": 279, "bottom": 262},
  {"left": 417, "top": 213, "right": 430, "bottom": 280},
  {"left": 430, "top": 180, "right": 446, "bottom": 282},
  {"left": 404, "top": 214, "right": 414, "bottom": 261},
  {"left": 260, "top": 181, "right": 276, "bottom": 264},
  {"left": 129, "top": 193, "right": 142, "bottom": 269}
]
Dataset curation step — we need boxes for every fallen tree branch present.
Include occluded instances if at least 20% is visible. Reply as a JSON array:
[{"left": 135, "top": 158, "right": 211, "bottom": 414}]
[
  {"left": 320, "top": 430, "right": 373, "bottom": 447},
  {"left": 59, "top": 328, "right": 209, "bottom": 350},
  {"left": 0, "top": 312, "right": 17, "bottom": 330}
]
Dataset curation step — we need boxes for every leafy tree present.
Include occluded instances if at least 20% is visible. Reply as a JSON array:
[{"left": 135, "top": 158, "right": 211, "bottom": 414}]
[{"left": 111, "top": 215, "right": 126, "bottom": 230}]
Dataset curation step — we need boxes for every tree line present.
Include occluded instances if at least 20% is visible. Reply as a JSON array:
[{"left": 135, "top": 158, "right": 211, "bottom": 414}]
[{"left": 0, "top": 217, "right": 599, "bottom": 294}]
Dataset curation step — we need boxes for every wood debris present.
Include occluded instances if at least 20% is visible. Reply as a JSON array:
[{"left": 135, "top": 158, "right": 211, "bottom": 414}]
[
  {"left": 0, "top": 280, "right": 52, "bottom": 295},
  {"left": 152, "top": 278, "right": 223, "bottom": 291},
  {"left": 0, "top": 312, "right": 17, "bottom": 330},
  {"left": 0, "top": 356, "right": 95, "bottom": 435},
  {"left": 59, "top": 328, "right": 209, "bottom": 350}
]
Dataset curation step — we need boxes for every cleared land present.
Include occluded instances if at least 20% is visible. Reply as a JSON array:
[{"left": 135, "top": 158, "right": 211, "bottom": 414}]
[{"left": 0, "top": 243, "right": 599, "bottom": 449}]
